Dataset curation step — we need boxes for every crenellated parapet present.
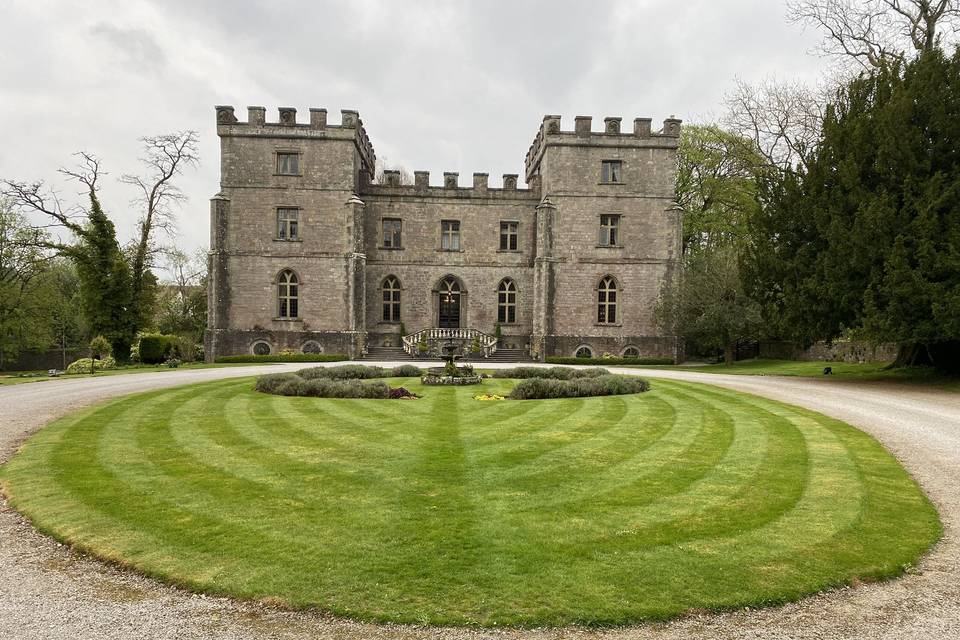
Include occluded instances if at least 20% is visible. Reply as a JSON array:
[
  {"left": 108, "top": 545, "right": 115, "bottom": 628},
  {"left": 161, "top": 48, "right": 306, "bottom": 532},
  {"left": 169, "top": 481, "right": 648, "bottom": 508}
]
[
  {"left": 362, "top": 170, "right": 535, "bottom": 200},
  {"left": 524, "top": 114, "right": 682, "bottom": 182},
  {"left": 214, "top": 105, "right": 376, "bottom": 178}
]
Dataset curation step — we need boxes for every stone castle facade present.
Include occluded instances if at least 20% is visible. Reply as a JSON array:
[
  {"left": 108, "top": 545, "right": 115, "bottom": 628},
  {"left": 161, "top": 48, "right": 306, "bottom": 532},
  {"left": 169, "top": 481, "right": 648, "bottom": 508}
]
[{"left": 205, "top": 105, "right": 682, "bottom": 361}]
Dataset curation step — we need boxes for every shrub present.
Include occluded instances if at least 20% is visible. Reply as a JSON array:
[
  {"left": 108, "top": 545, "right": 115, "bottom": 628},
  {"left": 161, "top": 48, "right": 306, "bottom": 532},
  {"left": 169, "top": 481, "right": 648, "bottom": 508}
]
[
  {"left": 257, "top": 375, "right": 391, "bottom": 399},
  {"left": 214, "top": 354, "right": 348, "bottom": 363},
  {"left": 66, "top": 356, "right": 117, "bottom": 375},
  {"left": 493, "top": 366, "right": 610, "bottom": 380},
  {"left": 165, "top": 358, "right": 182, "bottom": 368},
  {"left": 546, "top": 356, "right": 674, "bottom": 366},
  {"left": 297, "top": 364, "right": 386, "bottom": 380},
  {"left": 139, "top": 334, "right": 177, "bottom": 364},
  {"left": 391, "top": 364, "right": 423, "bottom": 377},
  {"left": 388, "top": 386, "right": 420, "bottom": 399},
  {"left": 509, "top": 374, "right": 649, "bottom": 399},
  {"left": 254, "top": 373, "right": 300, "bottom": 394}
]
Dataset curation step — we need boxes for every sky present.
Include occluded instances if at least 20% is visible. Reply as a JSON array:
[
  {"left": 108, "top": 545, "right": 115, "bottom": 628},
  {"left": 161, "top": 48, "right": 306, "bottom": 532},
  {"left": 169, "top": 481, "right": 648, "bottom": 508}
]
[{"left": 0, "top": 0, "right": 827, "bottom": 267}]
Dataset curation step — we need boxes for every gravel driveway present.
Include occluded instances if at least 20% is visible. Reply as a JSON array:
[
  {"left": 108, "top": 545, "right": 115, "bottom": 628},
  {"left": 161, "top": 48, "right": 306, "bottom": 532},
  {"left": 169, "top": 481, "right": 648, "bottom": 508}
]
[{"left": 1, "top": 362, "right": 957, "bottom": 640}]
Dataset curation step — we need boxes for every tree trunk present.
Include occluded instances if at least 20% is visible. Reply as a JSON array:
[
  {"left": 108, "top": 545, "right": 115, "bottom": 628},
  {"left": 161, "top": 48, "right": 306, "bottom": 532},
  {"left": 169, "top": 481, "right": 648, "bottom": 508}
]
[
  {"left": 724, "top": 342, "right": 736, "bottom": 365},
  {"left": 888, "top": 341, "right": 960, "bottom": 373}
]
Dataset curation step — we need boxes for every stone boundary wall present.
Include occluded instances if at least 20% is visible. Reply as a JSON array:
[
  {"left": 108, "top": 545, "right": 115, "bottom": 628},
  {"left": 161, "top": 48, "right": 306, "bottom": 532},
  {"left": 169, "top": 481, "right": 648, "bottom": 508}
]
[{"left": 760, "top": 340, "right": 898, "bottom": 363}]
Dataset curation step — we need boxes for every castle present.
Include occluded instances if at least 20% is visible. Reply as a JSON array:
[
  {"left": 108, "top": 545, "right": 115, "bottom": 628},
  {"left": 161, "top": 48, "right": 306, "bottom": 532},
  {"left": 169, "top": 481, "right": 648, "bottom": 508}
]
[{"left": 205, "top": 106, "right": 682, "bottom": 361}]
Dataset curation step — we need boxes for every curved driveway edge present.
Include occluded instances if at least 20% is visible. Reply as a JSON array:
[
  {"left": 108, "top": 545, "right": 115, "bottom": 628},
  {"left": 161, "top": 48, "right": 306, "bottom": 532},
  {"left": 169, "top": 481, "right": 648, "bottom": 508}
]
[{"left": 1, "top": 362, "right": 957, "bottom": 640}]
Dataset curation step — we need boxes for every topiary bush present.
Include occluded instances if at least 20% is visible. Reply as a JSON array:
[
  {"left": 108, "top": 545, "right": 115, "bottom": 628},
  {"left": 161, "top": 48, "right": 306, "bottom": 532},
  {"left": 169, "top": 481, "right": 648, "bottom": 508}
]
[
  {"left": 509, "top": 374, "right": 649, "bottom": 399},
  {"left": 493, "top": 366, "right": 610, "bottom": 380},
  {"left": 139, "top": 334, "right": 177, "bottom": 364},
  {"left": 391, "top": 364, "right": 423, "bottom": 377}
]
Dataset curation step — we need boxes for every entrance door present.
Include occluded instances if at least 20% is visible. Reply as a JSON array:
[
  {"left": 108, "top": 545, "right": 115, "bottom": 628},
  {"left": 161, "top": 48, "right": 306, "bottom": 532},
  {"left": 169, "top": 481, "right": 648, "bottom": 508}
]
[{"left": 438, "top": 276, "right": 461, "bottom": 328}]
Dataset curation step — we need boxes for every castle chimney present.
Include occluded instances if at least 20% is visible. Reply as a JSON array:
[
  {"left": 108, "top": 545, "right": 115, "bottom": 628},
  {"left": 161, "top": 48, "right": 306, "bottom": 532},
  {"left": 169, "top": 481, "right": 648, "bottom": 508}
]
[
  {"left": 662, "top": 116, "right": 682, "bottom": 137},
  {"left": 633, "top": 117, "right": 652, "bottom": 138},
  {"left": 604, "top": 117, "right": 622, "bottom": 134},
  {"left": 543, "top": 114, "right": 561, "bottom": 135},
  {"left": 247, "top": 106, "right": 265, "bottom": 125},
  {"left": 309, "top": 108, "right": 327, "bottom": 129},
  {"left": 414, "top": 171, "right": 430, "bottom": 189},
  {"left": 503, "top": 174, "right": 518, "bottom": 190},
  {"left": 444, "top": 172, "right": 459, "bottom": 189},
  {"left": 575, "top": 116, "right": 592, "bottom": 136},
  {"left": 473, "top": 173, "right": 488, "bottom": 191}
]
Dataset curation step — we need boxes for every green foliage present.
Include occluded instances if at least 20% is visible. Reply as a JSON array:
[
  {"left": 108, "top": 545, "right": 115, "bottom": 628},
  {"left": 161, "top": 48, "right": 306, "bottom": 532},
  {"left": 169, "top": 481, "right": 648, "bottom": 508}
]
[
  {"left": 746, "top": 50, "right": 960, "bottom": 369},
  {"left": 546, "top": 356, "right": 675, "bottom": 366},
  {"left": 494, "top": 323, "right": 502, "bottom": 340},
  {"left": 298, "top": 364, "right": 386, "bottom": 380},
  {"left": 508, "top": 374, "right": 650, "bottom": 399},
  {"left": 137, "top": 334, "right": 177, "bottom": 364},
  {"left": 493, "top": 366, "right": 611, "bottom": 380},
  {"left": 390, "top": 364, "right": 423, "bottom": 377},
  {"left": 89, "top": 334, "right": 111, "bottom": 358},
  {"left": 213, "top": 353, "right": 348, "bottom": 363},
  {"left": 65, "top": 356, "right": 116, "bottom": 374},
  {"left": 657, "top": 246, "right": 762, "bottom": 362},
  {"left": 255, "top": 372, "right": 390, "bottom": 398}
]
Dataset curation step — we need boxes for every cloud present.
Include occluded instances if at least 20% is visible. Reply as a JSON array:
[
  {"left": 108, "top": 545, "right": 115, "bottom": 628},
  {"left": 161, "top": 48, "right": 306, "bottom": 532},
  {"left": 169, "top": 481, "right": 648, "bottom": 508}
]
[{"left": 89, "top": 22, "right": 168, "bottom": 74}]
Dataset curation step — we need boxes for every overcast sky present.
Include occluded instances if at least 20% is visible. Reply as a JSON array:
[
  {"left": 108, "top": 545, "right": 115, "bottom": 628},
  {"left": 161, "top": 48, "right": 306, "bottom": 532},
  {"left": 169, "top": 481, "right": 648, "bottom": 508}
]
[{"left": 0, "top": 0, "right": 826, "bottom": 269}]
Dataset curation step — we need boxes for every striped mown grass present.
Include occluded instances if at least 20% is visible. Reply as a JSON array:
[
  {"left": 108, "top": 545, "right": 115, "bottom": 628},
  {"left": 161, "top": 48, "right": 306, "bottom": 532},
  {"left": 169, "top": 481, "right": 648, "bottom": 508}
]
[{"left": 0, "top": 376, "right": 940, "bottom": 626}]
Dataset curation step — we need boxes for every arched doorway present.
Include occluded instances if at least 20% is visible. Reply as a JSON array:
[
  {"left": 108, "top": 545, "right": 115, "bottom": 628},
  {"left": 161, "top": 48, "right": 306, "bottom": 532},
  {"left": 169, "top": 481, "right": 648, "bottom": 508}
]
[{"left": 437, "top": 276, "right": 462, "bottom": 328}]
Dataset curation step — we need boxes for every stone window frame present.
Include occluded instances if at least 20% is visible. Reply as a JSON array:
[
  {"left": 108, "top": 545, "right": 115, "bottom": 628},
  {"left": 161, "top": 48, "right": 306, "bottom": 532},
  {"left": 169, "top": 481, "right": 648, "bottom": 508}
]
[
  {"left": 274, "top": 149, "right": 303, "bottom": 176},
  {"left": 597, "top": 274, "right": 621, "bottom": 326},
  {"left": 381, "top": 275, "right": 402, "bottom": 323},
  {"left": 498, "top": 220, "right": 519, "bottom": 252},
  {"left": 274, "top": 268, "right": 301, "bottom": 321},
  {"left": 600, "top": 159, "right": 623, "bottom": 184},
  {"left": 440, "top": 219, "right": 462, "bottom": 251},
  {"left": 276, "top": 207, "right": 301, "bottom": 241},
  {"left": 621, "top": 345, "right": 641, "bottom": 358},
  {"left": 497, "top": 278, "right": 518, "bottom": 325},
  {"left": 574, "top": 345, "right": 594, "bottom": 359},
  {"left": 380, "top": 217, "right": 403, "bottom": 250},
  {"left": 598, "top": 214, "right": 622, "bottom": 248},
  {"left": 251, "top": 340, "right": 272, "bottom": 356}
]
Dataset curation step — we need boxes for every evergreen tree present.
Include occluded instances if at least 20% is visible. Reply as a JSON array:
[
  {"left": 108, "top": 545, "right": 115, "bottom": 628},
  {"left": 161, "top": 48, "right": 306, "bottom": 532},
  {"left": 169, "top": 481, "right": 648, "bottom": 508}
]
[{"left": 746, "top": 48, "right": 960, "bottom": 370}]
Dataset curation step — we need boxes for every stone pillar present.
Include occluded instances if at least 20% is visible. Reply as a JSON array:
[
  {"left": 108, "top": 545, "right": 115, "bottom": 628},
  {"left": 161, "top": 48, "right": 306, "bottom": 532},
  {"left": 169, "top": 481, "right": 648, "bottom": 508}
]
[
  {"left": 205, "top": 194, "right": 231, "bottom": 362},
  {"left": 532, "top": 196, "right": 558, "bottom": 361},
  {"left": 345, "top": 195, "right": 367, "bottom": 357}
]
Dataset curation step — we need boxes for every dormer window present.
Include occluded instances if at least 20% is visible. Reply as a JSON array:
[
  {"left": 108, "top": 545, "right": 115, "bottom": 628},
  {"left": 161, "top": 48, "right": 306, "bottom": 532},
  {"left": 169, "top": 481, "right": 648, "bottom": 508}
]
[
  {"left": 601, "top": 160, "right": 622, "bottom": 183},
  {"left": 276, "top": 152, "right": 300, "bottom": 175}
]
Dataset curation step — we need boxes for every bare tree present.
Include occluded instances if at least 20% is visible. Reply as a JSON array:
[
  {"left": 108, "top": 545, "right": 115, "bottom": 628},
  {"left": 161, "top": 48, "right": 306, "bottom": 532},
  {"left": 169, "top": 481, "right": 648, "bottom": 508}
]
[
  {"left": 723, "top": 77, "right": 827, "bottom": 173},
  {"left": 787, "top": 0, "right": 960, "bottom": 70},
  {"left": 122, "top": 131, "right": 200, "bottom": 321}
]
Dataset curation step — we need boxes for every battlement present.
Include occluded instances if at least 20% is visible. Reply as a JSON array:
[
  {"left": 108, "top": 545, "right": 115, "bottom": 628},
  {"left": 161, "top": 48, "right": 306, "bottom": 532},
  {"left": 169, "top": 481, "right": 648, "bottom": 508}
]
[
  {"left": 524, "top": 114, "right": 682, "bottom": 181},
  {"left": 215, "top": 105, "right": 376, "bottom": 176},
  {"left": 363, "top": 170, "right": 533, "bottom": 200}
]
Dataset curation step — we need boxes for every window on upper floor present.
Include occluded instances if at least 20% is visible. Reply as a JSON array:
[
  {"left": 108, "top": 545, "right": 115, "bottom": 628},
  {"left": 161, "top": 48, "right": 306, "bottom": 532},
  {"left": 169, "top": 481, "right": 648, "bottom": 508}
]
[
  {"left": 381, "top": 218, "right": 402, "bottom": 249},
  {"left": 497, "top": 278, "right": 517, "bottom": 324},
  {"left": 597, "top": 275, "right": 618, "bottom": 324},
  {"left": 276, "top": 152, "right": 300, "bottom": 175},
  {"left": 599, "top": 214, "right": 620, "bottom": 247},
  {"left": 277, "top": 208, "right": 300, "bottom": 240},
  {"left": 441, "top": 220, "right": 461, "bottom": 251},
  {"left": 601, "top": 160, "right": 622, "bottom": 183},
  {"left": 499, "top": 221, "right": 518, "bottom": 251}
]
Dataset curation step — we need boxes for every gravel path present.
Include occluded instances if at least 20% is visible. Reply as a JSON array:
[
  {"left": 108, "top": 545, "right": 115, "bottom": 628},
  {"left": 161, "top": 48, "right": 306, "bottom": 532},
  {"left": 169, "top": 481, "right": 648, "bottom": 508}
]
[{"left": 1, "top": 363, "right": 958, "bottom": 640}]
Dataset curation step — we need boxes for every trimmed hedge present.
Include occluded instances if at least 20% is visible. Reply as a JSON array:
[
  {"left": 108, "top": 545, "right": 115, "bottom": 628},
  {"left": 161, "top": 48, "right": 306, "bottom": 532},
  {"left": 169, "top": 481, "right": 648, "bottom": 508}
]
[
  {"left": 139, "top": 334, "right": 178, "bottom": 364},
  {"left": 546, "top": 356, "right": 675, "bottom": 366},
  {"left": 255, "top": 374, "right": 390, "bottom": 398},
  {"left": 492, "top": 366, "right": 611, "bottom": 380},
  {"left": 65, "top": 356, "right": 117, "bottom": 375},
  {"left": 297, "top": 364, "right": 423, "bottom": 380},
  {"left": 509, "top": 374, "right": 650, "bottom": 399},
  {"left": 214, "top": 354, "right": 349, "bottom": 363}
]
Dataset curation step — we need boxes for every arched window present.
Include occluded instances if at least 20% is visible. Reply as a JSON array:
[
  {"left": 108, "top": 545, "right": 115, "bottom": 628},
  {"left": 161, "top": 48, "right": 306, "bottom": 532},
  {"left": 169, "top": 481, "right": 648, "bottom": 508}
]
[
  {"left": 575, "top": 345, "right": 593, "bottom": 359},
  {"left": 622, "top": 346, "right": 641, "bottom": 358},
  {"left": 598, "top": 275, "right": 618, "bottom": 324},
  {"left": 497, "top": 278, "right": 517, "bottom": 324},
  {"left": 252, "top": 340, "right": 271, "bottom": 355},
  {"left": 277, "top": 269, "right": 299, "bottom": 319},
  {"left": 382, "top": 275, "right": 401, "bottom": 322}
]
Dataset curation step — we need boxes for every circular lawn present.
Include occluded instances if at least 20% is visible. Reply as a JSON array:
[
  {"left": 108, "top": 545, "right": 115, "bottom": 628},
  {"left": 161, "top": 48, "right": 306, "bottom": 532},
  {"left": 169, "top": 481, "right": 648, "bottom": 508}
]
[{"left": 0, "top": 375, "right": 940, "bottom": 626}]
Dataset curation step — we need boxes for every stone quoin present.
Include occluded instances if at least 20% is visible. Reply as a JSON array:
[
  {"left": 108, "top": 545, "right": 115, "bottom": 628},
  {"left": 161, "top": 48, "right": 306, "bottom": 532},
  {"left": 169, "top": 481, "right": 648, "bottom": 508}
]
[{"left": 205, "top": 106, "right": 683, "bottom": 361}]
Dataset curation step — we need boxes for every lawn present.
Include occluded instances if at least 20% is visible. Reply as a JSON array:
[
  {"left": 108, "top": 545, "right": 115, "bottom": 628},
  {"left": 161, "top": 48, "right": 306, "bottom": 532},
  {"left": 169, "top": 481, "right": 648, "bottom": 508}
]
[{"left": 0, "top": 376, "right": 940, "bottom": 626}]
